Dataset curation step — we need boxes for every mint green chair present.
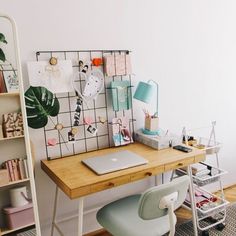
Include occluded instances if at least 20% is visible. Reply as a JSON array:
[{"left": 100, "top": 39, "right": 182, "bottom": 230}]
[{"left": 97, "top": 175, "right": 190, "bottom": 236}]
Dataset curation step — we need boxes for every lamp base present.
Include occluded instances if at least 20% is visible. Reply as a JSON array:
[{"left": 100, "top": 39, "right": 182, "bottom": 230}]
[{"left": 142, "top": 128, "right": 159, "bottom": 135}]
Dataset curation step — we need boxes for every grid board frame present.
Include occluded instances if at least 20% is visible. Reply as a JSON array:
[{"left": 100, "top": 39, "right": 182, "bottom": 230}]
[{"left": 35, "top": 50, "right": 135, "bottom": 160}]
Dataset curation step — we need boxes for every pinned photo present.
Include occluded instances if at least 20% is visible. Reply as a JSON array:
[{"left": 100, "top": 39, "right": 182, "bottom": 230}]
[{"left": 87, "top": 125, "right": 97, "bottom": 136}]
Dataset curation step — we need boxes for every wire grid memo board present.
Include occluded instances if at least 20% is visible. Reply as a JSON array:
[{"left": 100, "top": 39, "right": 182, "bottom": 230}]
[{"left": 35, "top": 50, "right": 135, "bottom": 160}]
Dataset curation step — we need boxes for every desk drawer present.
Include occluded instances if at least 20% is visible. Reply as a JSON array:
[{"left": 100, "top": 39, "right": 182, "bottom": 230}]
[
  {"left": 91, "top": 176, "right": 130, "bottom": 193},
  {"left": 195, "top": 154, "right": 205, "bottom": 163},
  {"left": 164, "top": 157, "right": 194, "bottom": 171},
  {"left": 130, "top": 166, "right": 164, "bottom": 182}
]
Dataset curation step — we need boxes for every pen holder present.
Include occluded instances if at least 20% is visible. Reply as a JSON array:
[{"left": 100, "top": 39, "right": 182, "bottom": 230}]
[{"left": 145, "top": 117, "right": 158, "bottom": 132}]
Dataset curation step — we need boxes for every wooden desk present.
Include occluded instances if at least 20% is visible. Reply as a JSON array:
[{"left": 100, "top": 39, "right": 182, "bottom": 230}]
[{"left": 41, "top": 142, "right": 205, "bottom": 236}]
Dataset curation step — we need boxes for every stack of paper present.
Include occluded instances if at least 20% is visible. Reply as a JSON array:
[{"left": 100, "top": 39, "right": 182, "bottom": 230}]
[{"left": 191, "top": 163, "right": 210, "bottom": 177}]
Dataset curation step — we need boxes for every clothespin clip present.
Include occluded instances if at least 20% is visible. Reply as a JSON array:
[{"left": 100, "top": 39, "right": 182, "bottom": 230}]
[{"left": 92, "top": 58, "right": 103, "bottom": 66}]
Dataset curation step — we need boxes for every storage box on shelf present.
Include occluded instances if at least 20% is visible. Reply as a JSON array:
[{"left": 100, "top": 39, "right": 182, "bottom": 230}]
[{"left": 3, "top": 203, "right": 34, "bottom": 230}]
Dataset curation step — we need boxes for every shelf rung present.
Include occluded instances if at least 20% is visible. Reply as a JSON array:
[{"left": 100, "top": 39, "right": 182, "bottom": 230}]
[
  {"left": 1, "top": 223, "right": 35, "bottom": 235},
  {"left": 0, "top": 135, "right": 24, "bottom": 142}
]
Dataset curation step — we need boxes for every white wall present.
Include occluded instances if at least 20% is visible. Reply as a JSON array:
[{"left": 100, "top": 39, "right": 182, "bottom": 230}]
[{"left": 1, "top": 0, "right": 236, "bottom": 235}]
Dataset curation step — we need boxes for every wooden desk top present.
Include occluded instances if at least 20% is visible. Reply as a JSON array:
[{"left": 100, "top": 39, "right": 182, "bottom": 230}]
[{"left": 41, "top": 142, "right": 205, "bottom": 199}]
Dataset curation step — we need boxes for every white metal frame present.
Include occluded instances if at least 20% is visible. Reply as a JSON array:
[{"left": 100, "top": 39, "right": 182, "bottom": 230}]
[
  {"left": 182, "top": 121, "right": 227, "bottom": 234},
  {"left": 0, "top": 13, "right": 41, "bottom": 236}
]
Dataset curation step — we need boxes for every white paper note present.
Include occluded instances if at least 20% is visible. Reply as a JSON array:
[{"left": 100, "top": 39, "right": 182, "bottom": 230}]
[{"left": 27, "top": 60, "right": 74, "bottom": 93}]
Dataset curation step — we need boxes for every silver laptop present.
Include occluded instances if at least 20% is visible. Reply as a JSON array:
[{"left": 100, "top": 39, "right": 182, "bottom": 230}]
[{"left": 82, "top": 150, "right": 148, "bottom": 175}]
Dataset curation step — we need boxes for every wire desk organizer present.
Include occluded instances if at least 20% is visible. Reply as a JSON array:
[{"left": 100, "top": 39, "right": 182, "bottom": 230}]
[{"left": 35, "top": 50, "right": 135, "bottom": 160}]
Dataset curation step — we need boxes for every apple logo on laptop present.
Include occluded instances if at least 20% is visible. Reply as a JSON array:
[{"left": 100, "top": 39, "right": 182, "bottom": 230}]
[{"left": 111, "top": 158, "right": 118, "bottom": 162}]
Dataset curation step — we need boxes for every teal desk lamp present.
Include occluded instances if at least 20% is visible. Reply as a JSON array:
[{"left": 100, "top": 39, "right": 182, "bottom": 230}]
[{"left": 134, "top": 80, "right": 159, "bottom": 135}]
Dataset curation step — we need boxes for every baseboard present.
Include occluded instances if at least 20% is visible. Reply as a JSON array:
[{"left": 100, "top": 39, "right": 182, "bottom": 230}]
[
  {"left": 223, "top": 183, "right": 236, "bottom": 190},
  {"left": 84, "top": 228, "right": 106, "bottom": 236}
]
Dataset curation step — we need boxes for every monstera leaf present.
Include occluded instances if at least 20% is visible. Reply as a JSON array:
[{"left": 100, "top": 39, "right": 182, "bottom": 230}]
[
  {"left": 0, "top": 48, "right": 6, "bottom": 62},
  {"left": 0, "top": 33, "right": 7, "bottom": 43},
  {"left": 25, "top": 86, "right": 60, "bottom": 129}
]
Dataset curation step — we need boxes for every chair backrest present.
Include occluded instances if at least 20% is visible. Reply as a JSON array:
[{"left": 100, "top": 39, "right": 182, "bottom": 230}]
[{"left": 138, "top": 175, "right": 190, "bottom": 220}]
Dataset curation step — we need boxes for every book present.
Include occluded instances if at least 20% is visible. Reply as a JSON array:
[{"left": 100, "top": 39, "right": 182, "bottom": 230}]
[
  {"left": 2, "top": 162, "right": 11, "bottom": 181},
  {"left": 194, "top": 169, "right": 211, "bottom": 177},
  {"left": 23, "top": 159, "right": 29, "bottom": 178},
  {"left": 6, "top": 160, "right": 15, "bottom": 181},
  {"left": 191, "top": 163, "right": 207, "bottom": 172},
  {"left": 1, "top": 158, "right": 29, "bottom": 182},
  {"left": 181, "top": 163, "right": 209, "bottom": 175},
  {"left": 12, "top": 159, "right": 20, "bottom": 181},
  {"left": 111, "top": 80, "right": 132, "bottom": 111},
  {"left": 18, "top": 158, "right": 26, "bottom": 179}
]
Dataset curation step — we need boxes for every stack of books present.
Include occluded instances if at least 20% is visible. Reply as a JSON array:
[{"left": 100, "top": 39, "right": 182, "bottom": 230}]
[
  {"left": 180, "top": 163, "right": 210, "bottom": 178},
  {"left": 1, "top": 158, "right": 29, "bottom": 182},
  {"left": 190, "top": 163, "right": 210, "bottom": 177}
]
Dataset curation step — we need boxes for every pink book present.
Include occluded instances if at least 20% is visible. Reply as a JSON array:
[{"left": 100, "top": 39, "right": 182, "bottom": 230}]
[
  {"left": 18, "top": 158, "right": 26, "bottom": 179},
  {"left": 11, "top": 159, "right": 20, "bottom": 181},
  {"left": 104, "top": 54, "right": 132, "bottom": 77},
  {"left": 104, "top": 55, "right": 116, "bottom": 77},
  {"left": 115, "top": 55, "right": 132, "bottom": 76},
  {"left": 7, "top": 160, "right": 15, "bottom": 181}
]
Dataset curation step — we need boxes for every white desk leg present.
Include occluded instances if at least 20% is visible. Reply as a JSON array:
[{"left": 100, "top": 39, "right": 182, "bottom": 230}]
[
  {"left": 154, "top": 173, "right": 164, "bottom": 186},
  {"left": 51, "top": 186, "right": 59, "bottom": 236},
  {"left": 155, "top": 175, "right": 158, "bottom": 186},
  {"left": 187, "top": 166, "right": 198, "bottom": 236},
  {"left": 78, "top": 197, "right": 84, "bottom": 236}
]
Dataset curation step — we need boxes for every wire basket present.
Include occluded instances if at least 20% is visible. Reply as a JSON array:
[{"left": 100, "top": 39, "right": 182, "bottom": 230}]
[
  {"left": 176, "top": 163, "right": 227, "bottom": 186},
  {"left": 187, "top": 137, "right": 221, "bottom": 155},
  {"left": 184, "top": 188, "right": 229, "bottom": 219},
  {"left": 196, "top": 189, "right": 229, "bottom": 219}
]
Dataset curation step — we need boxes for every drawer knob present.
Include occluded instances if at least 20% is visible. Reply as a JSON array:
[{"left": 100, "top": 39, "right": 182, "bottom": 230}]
[
  {"left": 108, "top": 182, "right": 115, "bottom": 187},
  {"left": 146, "top": 172, "right": 152, "bottom": 176}
]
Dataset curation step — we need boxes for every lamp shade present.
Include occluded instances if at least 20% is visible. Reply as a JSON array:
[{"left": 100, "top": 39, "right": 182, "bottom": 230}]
[{"left": 133, "top": 81, "right": 155, "bottom": 104}]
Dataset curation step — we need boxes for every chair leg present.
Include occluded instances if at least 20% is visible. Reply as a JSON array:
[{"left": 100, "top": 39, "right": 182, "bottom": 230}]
[{"left": 167, "top": 204, "right": 176, "bottom": 236}]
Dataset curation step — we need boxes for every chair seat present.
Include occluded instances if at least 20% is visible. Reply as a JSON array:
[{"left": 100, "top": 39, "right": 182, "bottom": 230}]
[{"left": 97, "top": 195, "right": 175, "bottom": 236}]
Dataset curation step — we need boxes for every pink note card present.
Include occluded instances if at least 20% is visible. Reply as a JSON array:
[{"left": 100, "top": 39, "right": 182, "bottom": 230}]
[{"left": 104, "top": 54, "right": 132, "bottom": 77}]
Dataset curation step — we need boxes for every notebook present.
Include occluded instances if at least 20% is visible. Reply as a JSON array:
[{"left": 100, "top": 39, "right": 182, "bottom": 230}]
[{"left": 82, "top": 150, "right": 148, "bottom": 175}]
